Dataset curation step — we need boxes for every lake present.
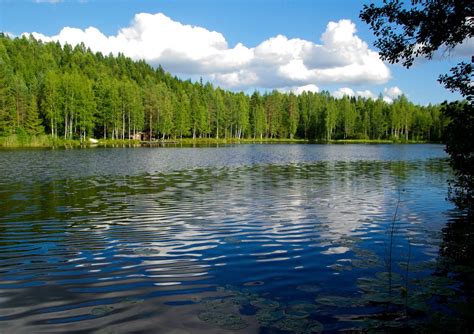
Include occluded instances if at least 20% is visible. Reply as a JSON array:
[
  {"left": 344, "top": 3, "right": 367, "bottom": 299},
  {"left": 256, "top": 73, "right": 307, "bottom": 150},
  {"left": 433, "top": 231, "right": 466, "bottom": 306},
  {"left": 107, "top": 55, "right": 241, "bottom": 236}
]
[{"left": 0, "top": 144, "right": 472, "bottom": 333}]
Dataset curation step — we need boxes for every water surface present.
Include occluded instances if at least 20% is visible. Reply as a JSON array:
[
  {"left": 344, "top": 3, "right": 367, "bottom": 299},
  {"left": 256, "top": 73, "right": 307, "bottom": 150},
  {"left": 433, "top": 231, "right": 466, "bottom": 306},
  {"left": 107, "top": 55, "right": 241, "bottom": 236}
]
[{"left": 0, "top": 144, "right": 472, "bottom": 333}]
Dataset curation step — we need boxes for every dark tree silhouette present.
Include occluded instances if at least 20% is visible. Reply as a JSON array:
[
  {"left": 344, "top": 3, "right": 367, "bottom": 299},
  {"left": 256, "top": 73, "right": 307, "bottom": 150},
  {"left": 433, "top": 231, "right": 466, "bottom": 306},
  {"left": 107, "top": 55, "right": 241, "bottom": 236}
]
[{"left": 444, "top": 101, "right": 473, "bottom": 210}]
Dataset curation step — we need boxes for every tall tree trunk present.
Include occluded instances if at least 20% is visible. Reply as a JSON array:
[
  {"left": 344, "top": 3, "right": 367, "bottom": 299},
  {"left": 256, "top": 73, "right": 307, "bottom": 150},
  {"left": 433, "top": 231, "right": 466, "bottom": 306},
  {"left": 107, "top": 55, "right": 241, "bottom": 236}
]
[
  {"left": 128, "top": 110, "right": 131, "bottom": 140},
  {"left": 149, "top": 114, "right": 152, "bottom": 143},
  {"left": 64, "top": 115, "right": 67, "bottom": 139},
  {"left": 122, "top": 110, "right": 125, "bottom": 140}
]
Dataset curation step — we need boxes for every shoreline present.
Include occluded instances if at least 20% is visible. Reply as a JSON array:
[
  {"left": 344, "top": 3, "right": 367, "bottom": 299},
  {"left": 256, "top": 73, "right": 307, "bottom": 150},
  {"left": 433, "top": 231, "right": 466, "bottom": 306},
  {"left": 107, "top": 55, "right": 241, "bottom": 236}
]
[{"left": 0, "top": 134, "right": 437, "bottom": 149}]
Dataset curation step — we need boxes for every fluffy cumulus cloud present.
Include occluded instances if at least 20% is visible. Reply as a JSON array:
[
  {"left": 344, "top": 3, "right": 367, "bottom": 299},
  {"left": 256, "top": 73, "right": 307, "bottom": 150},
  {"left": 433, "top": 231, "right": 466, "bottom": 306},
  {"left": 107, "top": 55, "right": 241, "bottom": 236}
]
[
  {"left": 293, "top": 84, "right": 320, "bottom": 95},
  {"left": 29, "top": 12, "right": 391, "bottom": 90},
  {"left": 356, "top": 90, "right": 378, "bottom": 99},
  {"left": 383, "top": 86, "right": 403, "bottom": 101},
  {"left": 333, "top": 87, "right": 356, "bottom": 99},
  {"left": 333, "top": 87, "right": 377, "bottom": 99},
  {"left": 279, "top": 84, "right": 320, "bottom": 95},
  {"left": 383, "top": 86, "right": 402, "bottom": 99},
  {"left": 332, "top": 85, "right": 403, "bottom": 103}
]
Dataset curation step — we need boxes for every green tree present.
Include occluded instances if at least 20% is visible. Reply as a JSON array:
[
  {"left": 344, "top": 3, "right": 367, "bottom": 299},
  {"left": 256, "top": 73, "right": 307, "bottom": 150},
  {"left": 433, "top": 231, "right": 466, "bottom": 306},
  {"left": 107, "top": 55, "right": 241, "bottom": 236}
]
[
  {"left": 75, "top": 75, "right": 96, "bottom": 141},
  {"left": 265, "top": 91, "right": 283, "bottom": 138},
  {"left": 297, "top": 92, "right": 310, "bottom": 139},
  {"left": 356, "top": 97, "right": 369, "bottom": 139},
  {"left": 60, "top": 72, "right": 77, "bottom": 139},
  {"left": 60, "top": 71, "right": 95, "bottom": 140},
  {"left": 143, "top": 82, "right": 159, "bottom": 141},
  {"left": 370, "top": 97, "right": 386, "bottom": 139},
  {"left": 311, "top": 92, "right": 327, "bottom": 140},
  {"left": 391, "top": 95, "right": 412, "bottom": 140},
  {"left": 12, "top": 75, "right": 28, "bottom": 131},
  {"left": 249, "top": 91, "right": 261, "bottom": 138},
  {"left": 285, "top": 93, "right": 299, "bottom": 139},
  {"left": 41, "top": 70, "right": 62, "bottom": 137},
  {"left": 324, "top": 98, "right": 337, "bottom": 141},
  {"left": 174, "top": 88, "right": 191, "bottom": 139},
  {"left": 213, "top": 88, "right": 225, "bottom": 139},
  {"left": 117, "top": 79, "right": 143, "bottom": 140},
  {"left": 338, "top": 96, "right": 357, "bottom": 139},
  {"left": 106, "top": 78, "right": 121, "bottom": 139},
  {"left": 0, "top": 49, "right": 15, "bottom": 135},
  {"left": 190, "top": 86, "right": 207, "bottom": 139},
  {"left": 25, "top": 94, "right": 43, "bottom": 135},
  {"left": 235, "top": 92, "right": 249, "bottom": 139},
  {"left": 93, "top": 74, "right": 110, "bottom": 138},
  {"left": 249, "top": 91, "right": 266, "bottom": 140},
  {"left": 156, "top": 82, "right": 174, "bottom": 139},
  {"left": 128, "top": 81, "right": 144, "bottom": 139}
]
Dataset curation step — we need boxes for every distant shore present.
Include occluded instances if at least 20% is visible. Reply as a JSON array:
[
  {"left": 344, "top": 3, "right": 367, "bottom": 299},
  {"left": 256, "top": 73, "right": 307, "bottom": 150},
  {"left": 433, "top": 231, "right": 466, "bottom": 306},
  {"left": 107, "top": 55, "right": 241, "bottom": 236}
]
[{"left": 0, "top": 134, "right": 434, "bottom": 149}]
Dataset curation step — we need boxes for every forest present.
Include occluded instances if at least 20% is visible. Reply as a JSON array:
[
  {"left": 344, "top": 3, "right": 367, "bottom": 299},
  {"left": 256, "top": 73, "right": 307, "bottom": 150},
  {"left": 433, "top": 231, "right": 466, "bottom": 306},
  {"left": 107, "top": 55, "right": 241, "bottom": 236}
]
[{"left": 0, "top": 34, "right": 448, "bottom": 143}]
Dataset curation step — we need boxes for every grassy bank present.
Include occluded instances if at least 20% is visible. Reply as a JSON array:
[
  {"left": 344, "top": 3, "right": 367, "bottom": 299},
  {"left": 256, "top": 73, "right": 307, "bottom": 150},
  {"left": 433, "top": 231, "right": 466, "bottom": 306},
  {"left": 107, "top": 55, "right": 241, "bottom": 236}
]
[
  {"left": 0, "top": 135, "right": 141, "bottom": 148},
  {"left": 0, "top": 134, "right": 81, "bottom": 148},
  {"left": 328, "top": 139, "right": 430, "bottom": 144},
  {"left": 167, "top": 138, "right": 430, "bottom": 145},
  {"left": 97, "top": 139, "right": 141, "bottom": 147},
  {"left": 0, "top": 134, "right": 434, "bottom": 148},
  {"left": 158, "top": 137, "right": 308, "bottom": 145}
]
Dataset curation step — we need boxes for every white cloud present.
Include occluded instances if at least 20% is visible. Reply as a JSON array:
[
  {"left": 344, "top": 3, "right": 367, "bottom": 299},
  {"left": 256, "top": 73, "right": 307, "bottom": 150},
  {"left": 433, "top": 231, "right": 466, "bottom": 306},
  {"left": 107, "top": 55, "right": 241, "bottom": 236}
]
[
  {"left": 332, "top": 86, "right": 402, "bottom": 101},
  {"left": 28, "top": 13, "right": 391, "bottom": 90},
  {"left": 333, "top": 87, "right": 355, "bottom": 99},
  {"left": 332, "top": 87, "right": 377, "bottom": 99},
  {"left": 356, "top": 89, "right": 377, "bottom": 99},
  {"left": 383, "top": 86, "right": 403, "bottom": 99},
  {"left": 382, "top": 86, "right": 404, "bottom": 103},
  {"left": 3, "top": 32, "right": 17, "bottom": 38},
  {"left": 279, "top": 84, "right": 320, "bottom": 95},
  {"left": 293, "top": 84, "right": 320, "bottom": 95}
]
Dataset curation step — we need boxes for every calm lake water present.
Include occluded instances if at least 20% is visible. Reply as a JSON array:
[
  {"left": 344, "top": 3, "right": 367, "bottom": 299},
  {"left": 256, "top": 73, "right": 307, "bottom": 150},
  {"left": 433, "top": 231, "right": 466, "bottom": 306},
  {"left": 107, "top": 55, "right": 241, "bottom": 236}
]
[{"left": 0, "top": 144, "right": 472, "bottom": 333}]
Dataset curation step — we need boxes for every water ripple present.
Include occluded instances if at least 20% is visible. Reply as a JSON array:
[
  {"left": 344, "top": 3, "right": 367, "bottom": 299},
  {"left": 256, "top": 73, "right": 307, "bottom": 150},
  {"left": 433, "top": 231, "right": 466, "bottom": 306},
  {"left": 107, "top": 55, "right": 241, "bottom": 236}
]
[{"left": 0, "top": 146, "right": 460, "bottom": 332}]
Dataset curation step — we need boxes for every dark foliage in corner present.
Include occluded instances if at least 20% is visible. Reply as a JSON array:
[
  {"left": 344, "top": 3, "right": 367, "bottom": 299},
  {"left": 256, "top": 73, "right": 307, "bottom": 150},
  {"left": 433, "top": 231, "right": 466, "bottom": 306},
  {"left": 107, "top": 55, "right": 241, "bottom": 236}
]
[{"left": 444, "top": 101, "right": 473, "bottom": 210}]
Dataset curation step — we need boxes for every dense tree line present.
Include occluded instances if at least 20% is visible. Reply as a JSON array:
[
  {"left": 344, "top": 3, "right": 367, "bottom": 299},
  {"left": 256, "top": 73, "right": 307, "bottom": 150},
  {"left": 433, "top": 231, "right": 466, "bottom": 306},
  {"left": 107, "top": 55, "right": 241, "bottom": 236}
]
[{"left": 0, "top": 34, "right": 447, "bottom": 142}]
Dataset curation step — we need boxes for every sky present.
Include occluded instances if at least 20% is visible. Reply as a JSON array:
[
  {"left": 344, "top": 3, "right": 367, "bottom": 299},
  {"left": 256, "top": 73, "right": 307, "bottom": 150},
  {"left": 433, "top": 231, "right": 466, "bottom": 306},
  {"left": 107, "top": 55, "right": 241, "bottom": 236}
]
[{"left": 0, "top": 0, "right": 471, "bottom": 105}]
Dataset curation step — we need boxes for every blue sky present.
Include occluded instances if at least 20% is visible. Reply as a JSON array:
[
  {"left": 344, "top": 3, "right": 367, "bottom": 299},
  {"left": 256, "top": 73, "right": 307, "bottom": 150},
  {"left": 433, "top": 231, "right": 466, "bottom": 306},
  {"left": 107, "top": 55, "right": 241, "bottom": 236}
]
[{"left": 0, "top": 0, "right": 469, "bottom": 105}]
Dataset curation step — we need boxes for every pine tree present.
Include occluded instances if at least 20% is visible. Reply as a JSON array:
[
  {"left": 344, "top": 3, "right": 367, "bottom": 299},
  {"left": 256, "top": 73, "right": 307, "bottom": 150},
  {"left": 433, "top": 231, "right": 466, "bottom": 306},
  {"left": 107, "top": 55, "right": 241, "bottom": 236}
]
[
  {"left": 24, "top": 94, "right": 44, "bottom": 135},
  {"left": 286, "top": 93, "right": 299, "bottom": 139},
  {"left": 41, "top": 70, "right": 62, "bottom": 137},
  {"left": 0, "top": 57, "right": 15, "bottom": 136}
]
